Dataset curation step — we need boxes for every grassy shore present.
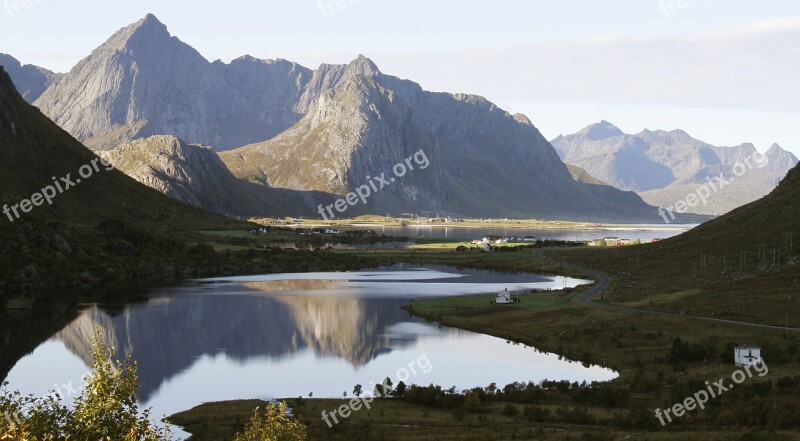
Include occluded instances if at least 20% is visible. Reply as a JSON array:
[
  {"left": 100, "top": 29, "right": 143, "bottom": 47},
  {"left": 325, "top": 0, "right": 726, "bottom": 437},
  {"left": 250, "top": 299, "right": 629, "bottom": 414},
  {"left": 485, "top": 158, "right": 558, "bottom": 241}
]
[{"left": 167, "top": 244, "right": 800, "bottom": 440}]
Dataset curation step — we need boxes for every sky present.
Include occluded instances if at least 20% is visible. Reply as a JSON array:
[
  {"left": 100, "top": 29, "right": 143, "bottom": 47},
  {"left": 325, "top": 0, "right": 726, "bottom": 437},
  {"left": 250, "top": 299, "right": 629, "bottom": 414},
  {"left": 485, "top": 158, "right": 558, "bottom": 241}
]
[{"left": 1, "top": 0, "right": 799, "bottom": 154}]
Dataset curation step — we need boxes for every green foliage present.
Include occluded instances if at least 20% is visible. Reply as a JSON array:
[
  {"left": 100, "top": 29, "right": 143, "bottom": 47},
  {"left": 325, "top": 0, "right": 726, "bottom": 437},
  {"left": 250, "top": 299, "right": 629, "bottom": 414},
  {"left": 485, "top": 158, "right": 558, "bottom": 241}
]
[
  {"left": 232, "top": 402, "right": 307, "bottom": 441},
  {"left": 0, "top": 327, "right": 169, "bottom": 440},
  {"left": 464, "top": 392, "right": 481, "bottom": 412},
  {"left": 500, "top": 403, "right": 519, "bottom": 418},
  {"left": 667, "top": 337, "right": 709, "bottom": 364},
  {"left": 393, "top": 381, "right": 407, "bottom": 398}
]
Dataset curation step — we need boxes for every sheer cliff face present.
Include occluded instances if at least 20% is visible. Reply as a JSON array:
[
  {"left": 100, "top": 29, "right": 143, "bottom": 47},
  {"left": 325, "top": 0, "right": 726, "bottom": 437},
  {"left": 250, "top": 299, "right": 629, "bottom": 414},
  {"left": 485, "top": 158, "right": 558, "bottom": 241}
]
[{"left": 33, "top": 15, "right": 311, "bottom": 151}]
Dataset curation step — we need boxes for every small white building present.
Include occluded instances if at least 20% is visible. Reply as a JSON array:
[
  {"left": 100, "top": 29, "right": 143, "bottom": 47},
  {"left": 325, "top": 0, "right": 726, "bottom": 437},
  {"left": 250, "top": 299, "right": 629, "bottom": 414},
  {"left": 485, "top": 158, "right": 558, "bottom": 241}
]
[
  {"left": 495, "top": 289, "right": 514, "bottom": 304},
  {"left": 735, "top": 346, "right": 763, "bottom": 367}
]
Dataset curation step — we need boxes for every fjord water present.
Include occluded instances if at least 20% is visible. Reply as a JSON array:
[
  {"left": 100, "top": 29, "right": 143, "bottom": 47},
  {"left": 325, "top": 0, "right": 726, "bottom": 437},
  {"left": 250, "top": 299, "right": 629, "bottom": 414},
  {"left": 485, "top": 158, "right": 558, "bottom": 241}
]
[
  {"left": 344, "top": 224, "right": 694, "bottom": 241},
  {"left": 5, "top": 264, "right": 616, "bottom": 426}
]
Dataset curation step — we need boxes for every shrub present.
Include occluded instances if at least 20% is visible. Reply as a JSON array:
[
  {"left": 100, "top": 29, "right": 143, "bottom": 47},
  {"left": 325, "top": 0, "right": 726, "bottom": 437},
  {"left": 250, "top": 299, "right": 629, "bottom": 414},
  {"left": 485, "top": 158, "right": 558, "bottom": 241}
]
[
  {"left": 0, "top": 327, "right": 168, "bottom": 440},
  {"left": 233, "top": 402, "right": 307, "bottom": 441}
]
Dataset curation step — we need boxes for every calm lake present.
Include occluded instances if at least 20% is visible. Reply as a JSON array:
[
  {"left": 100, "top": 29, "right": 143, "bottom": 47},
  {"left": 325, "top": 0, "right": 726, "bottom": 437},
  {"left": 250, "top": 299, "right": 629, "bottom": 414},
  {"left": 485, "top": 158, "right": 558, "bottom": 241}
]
[
  {"left": 4, "top": 264, "right": 616, "bottom": 434},
  {"left": 344, "top": 224, "right": 694, "bottom": 242}
]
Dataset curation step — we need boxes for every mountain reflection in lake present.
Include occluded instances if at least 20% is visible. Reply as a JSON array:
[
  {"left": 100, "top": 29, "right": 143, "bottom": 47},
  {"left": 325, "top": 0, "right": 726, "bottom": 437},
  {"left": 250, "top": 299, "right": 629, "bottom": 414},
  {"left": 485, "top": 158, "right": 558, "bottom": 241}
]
[{"left": 5, "top": 264, "right": 616, "bottom": 424}]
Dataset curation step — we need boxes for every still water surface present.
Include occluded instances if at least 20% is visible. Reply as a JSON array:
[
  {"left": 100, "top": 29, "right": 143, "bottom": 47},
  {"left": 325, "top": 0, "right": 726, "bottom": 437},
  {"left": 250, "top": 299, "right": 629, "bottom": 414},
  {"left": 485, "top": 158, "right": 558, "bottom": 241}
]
[
  {"left": 5, "top": 264, "right": 617, "bottom": 429},
  {"left": 344, "top": 224, "right": 693, "bottom": 242}
]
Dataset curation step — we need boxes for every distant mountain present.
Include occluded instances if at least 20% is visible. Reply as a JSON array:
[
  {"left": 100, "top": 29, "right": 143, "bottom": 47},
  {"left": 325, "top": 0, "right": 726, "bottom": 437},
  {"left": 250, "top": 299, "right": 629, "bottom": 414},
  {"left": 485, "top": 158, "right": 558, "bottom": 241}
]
[
  {"left": 33, "top": 14, "right": 313, "bottom": 151},
  {"left": 552, "top": 122, "right": 798, "bottom": 215},
  {"left": 0, "top": 53, "right": 60, "bottom": 102},
  {"left": 220, "top": 57, "right": 665, "bottom": 221},
  {"left": 105, "top": 135, "right": 328, "bottom": 217}
]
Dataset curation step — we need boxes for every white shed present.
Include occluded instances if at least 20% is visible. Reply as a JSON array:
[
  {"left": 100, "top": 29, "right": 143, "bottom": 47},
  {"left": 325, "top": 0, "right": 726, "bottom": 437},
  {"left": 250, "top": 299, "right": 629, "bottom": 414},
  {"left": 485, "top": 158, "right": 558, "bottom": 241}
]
[
  {"left": 495, "top": 289, "right": 515, "bottom": 304},
  {"left": 735, "top": 346, "right": 763, "bottom": 367}
]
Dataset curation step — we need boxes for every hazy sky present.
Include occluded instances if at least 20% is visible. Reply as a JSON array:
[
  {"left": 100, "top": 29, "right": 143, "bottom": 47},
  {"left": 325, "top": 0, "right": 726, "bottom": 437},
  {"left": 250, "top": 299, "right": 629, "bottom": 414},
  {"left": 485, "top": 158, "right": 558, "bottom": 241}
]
[{"left": 1, "top": 0, "right": 799, "bottom": 154}]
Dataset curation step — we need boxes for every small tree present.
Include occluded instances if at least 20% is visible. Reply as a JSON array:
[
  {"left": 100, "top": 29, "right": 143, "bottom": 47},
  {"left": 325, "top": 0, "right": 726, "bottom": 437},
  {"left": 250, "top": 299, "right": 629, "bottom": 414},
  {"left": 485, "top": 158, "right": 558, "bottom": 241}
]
[
  {"left": 464, "top": 392, "right": 481, "bottom": 412},
  {"left": 233, "top": 402, "right": 307, "bottom": 441},
  {"left": 393, "top": 381, "right": 407, "bottom": 398},
  {"left": 0, "top": 326, "right": 169, "bottom": 440}
]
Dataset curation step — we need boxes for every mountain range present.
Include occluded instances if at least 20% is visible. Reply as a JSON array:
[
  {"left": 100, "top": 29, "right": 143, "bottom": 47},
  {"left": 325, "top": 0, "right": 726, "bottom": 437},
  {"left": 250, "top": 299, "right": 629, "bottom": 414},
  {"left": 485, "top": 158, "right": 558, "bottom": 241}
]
[
  {"left": 0, "top": 54, "right": 60, "bottom": 103},
  {"left": 551, "top": 121, "right": 798, "bottom": 215},
  {"left": 0, "top": 15, "right": 675, "bottom": 222}
]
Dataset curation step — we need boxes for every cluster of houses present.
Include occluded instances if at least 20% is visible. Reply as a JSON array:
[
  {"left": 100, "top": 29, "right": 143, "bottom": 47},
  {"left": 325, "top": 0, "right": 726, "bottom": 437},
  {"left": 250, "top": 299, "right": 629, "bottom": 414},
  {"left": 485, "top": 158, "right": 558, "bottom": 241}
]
[
  {"left": 587, "top": 237, "right": 645, "bottom": 247},
  {"left": 298, "top": 228, "right": 341, "bottom": 236},
  {"left": 460, "top": 236, "right": 538, "bottom": 252}
]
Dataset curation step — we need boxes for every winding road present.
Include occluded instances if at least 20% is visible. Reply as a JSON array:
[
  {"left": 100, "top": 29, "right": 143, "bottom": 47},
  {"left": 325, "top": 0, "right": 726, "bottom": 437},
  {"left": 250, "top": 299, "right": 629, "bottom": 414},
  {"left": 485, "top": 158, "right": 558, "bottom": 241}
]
[{"left": 533, "top": 249, "right": 800, "bottom": 332}]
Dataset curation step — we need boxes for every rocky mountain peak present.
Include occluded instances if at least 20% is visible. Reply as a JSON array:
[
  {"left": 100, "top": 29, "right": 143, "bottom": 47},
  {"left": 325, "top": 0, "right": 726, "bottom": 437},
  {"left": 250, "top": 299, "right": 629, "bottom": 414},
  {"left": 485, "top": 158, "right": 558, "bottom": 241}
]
[
  {"left": 580, "top": 120, "right": 624, "bottom": 141},
  {"left": 765, "top": 143, "right": 799, "bottom": 170},
  {"left": 513, "top": 113, "right": 533, "bottom": 126},
  {"left": 103, "top": 13, "right": 172, "bottom": 51},
  {"left": 346, "top": 55, "right": 380, "bottom": 77},
  {"left": 766, "top": 143, "right": 789, "bottom": 156}
]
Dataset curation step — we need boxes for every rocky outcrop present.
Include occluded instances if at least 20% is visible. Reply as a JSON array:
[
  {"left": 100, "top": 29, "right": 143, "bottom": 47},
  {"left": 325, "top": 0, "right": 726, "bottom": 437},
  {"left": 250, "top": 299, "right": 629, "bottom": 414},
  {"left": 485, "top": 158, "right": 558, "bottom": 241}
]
[
  {"left": 104, "top": 135, "right": 335, "bottom": 217},
  {"left": 105, "top": 136, "right": 245, "bottom": 213}
]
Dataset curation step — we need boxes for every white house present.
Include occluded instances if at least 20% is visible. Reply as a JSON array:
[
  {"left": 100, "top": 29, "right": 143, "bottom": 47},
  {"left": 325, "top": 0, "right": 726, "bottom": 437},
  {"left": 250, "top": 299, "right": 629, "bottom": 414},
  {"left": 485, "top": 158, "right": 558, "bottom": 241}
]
[
  {"left": 324, "top": 229, "right": 340, "bottom": 234},
  {"left": 735, "top": 346, "right": 763, "bottom": 367},
  {"left": 495, "top": 289, "right": 514, "bottom": 304},
  {"left": 483, "top": 243, "right": 495, "bottom": 252}
]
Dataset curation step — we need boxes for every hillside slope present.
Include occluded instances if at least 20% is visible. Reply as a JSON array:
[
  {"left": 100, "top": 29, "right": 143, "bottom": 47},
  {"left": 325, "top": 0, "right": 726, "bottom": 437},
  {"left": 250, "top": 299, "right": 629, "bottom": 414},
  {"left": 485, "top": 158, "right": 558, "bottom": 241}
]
[
  {"left": 561, "top": 162, "right": 800, "bottom": 326},
  {"left": 0, "top": 69, "right": 239, "bottom": 228},
  {"left": 0, "top": 66, "right": 248, "bottom": 293},
  {"left": 105, "top": 135, "right": 326, "bottom": 217}
]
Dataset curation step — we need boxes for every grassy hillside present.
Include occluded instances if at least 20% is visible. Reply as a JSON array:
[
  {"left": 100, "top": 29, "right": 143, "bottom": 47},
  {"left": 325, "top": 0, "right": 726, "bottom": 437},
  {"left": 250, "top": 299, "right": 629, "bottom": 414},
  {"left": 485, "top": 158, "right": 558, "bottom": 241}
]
[
  {"left": 555, "top": 164, "right": 800, "bottom": 327},
  {"left": 0, "top": 69, "right": 243, "bottom": 230},
  {"left": 0, "top": 66, "right": 251, "bottom": 294}
]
